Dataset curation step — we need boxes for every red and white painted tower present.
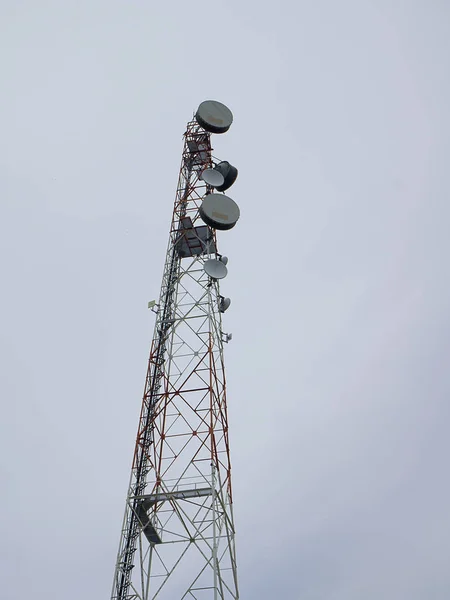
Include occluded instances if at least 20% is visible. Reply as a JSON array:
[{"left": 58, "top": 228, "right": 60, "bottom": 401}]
[{"left": 111, "top": 101, "right": 240, "bottom": 600}]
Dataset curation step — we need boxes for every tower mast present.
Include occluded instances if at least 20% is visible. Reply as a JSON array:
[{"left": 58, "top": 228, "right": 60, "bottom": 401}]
[{"left": 111, "top": 101, "right": 240, "bottom": 600}]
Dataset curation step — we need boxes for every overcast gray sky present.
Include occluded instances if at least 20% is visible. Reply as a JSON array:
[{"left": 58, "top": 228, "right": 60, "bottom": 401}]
[{"left": 2, "top": 1, "right": 450, "bottom": 598}]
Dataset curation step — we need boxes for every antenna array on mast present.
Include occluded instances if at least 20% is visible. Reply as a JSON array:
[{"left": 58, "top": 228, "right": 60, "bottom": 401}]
[{"left": 111, "top": 101, "right": 241, "bottom": 600}]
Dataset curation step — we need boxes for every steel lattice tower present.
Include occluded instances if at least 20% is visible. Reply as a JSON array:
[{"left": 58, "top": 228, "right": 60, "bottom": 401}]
[{"left": 111, "top": 102, "right": 239, "bottom": 600}]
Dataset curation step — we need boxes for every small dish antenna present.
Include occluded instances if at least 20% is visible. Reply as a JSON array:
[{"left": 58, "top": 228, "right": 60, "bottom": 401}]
[
  {"left": 199, "top": 194, "right": 240, "bottom": 231},
  {"left": 201, "top": 168, "right": 225, "bottom": 188},
  {"left": 196, "top": 101, "right": 233, "bottom": 134},
  {"left": 219, "top": 256, "right": 228, "bottom": 265},
  {"left": 214, "top": 161, "right": 238, "bottom": 192},
  {"left": 219, "top": 297, "right": 231, "bottom": 313},
  {"left": 204, "top": 259, "right": 228, "bottom": 280}
]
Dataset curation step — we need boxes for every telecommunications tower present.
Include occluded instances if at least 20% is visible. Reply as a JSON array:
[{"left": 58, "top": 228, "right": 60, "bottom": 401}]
[{"left": 111, "top": 101, "right": 240, "bottom": 600}]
